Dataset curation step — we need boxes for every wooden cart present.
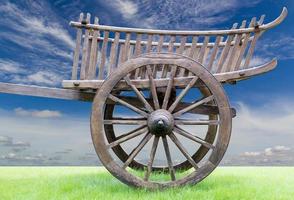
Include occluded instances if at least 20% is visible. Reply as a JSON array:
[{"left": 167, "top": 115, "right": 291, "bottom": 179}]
[{"left": 0, "top": 8, "right": 287, "bottom": 189}]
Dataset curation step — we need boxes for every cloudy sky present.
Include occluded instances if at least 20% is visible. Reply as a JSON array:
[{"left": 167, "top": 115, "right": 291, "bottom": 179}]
[{"left": 0, "top": 0, "right": 293, "bottom": 166}]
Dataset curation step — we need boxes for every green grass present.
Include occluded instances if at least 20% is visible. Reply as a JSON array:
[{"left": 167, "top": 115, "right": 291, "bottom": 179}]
[{"left": 0, "top": 167, "right": 293, "bottom": 200}]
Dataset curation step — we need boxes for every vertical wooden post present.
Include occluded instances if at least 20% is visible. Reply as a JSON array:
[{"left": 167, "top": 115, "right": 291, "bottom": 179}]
[
  {"left": 98, "top": 31, "right": 109, "bottom": 80},
  {"left": 71, "top": 13, "right": 84, "bottom": 80},
  {"left": 243, "top": 15, "right": 265, "bottom": 69},
  {"left": 216, "top": 23, "right": 238, "bottom": 73},
  {"left": 108, "top": 32, "right": 120, "bottom": 76},
  {"left": 88, "top": 17, "right": 99, "bottom": 80},
  {"left": 80, "top": 13, "right": 91, "bottom": 80},
  {"left": 226, "top": 20, "right": 247, "bottom": 72},
  {"left": 207, "top": 36, "right": 222, "bottom": 72},
  {"left": 234, "top": 17, "right": 257, "bottom": 70}
]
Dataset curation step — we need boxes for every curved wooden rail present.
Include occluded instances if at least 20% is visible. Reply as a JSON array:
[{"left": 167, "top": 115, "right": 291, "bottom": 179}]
[{"left": 70, "top": 7, "right": 287, "bottom": 35}]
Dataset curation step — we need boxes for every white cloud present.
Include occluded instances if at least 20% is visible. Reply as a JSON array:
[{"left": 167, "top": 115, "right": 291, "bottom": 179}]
[
  {"left": 27, "top": 71, "right": 63, "bottom": 86},
  {"left": 108, "top": 0, "right": 262, "bottom": 29},
  {"left": 243, "top": 151, "right": 261, "bottom": 156},
  {"left": 0, "top": 1, "right": 74, "bottom": 86},
  {"left": 11, "top": 70, "right": 63, "bottom": 86},
  {"left": 0, "top": 2, "right": 74, "bottom": 49},
  {"left": 110, "top": 0, "right": 138, "bottom": 19},
  {"left": 14, "top": 108, "right": 62, "bottom": 118},
  {"left": 248, "top": 56, "right": 269, "bottom": 67},
  {"left": 234, "top": 100, "right": 294, "bottom": 134},
  {"left": 258, "top": 36, "right": 294, "bottom": 61},
  {"left": 275, "top": 145, "right": 291, "bottom": 151},
  {"left": 0, "top": 59, "right": 25, "bottom": 74}
]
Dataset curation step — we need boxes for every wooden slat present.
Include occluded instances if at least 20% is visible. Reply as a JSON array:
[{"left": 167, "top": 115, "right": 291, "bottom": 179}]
[
  {"left": 140, "top": 35, "right": 153, "bottom": 79},
  {"left": 128, "top": 45, "right": 134, "bottom": 59},
  {"left": 157, "top": 35, "right": 164, "bottom": 52},
  {"left": 234, "top": 17, "right": 257, "bottom": 70},
  {"left": 108, "top": 32, "right": 120, "bottom": 76},
  {"left": 87, "top": 17, "right": 99, "bottom": 79},
  {"left": 225, "top": 20, "right": 247, "bottom": 72},
  {"left": 153, "top": 35, "right": 164, "bottom": 77},
  {"left": 187, "top": 36, "right": 199, "bottom": 76},
  {"left": 161, "top": 36, "right": 176, "bottom": 78},
  {"left": 71, "top": 13, "right": 84, "bottom": 80},
  {"left": 146, "top": 34, "right": 153, "bottom": 53},
  {"left": 98, "top": 31, "right": 109, "bottom": 80},
  {"left": 243, "top": 15, "right": 265, "bottom": 69},
  {"left": 123, "top": 33, "right": 131, "bottom": 62},
  {"left": 118, "top": 44, "right": 125, "bottom": 65},
  {"left": 177, "top": 36, "right": 187, "bottom": 77},
  {"left": 197, "top": 36, "right": 210, "bottom": 64},
  {"left": 207, "top": 35, "right": 222, "bottom": 72},
  {"left": 216, "top": 23, "right": 238, "bottom": 73},
  {"left": 134, "top": 34, "right": 142, "bottom": 79},
  {"left": 80, "top": 13, "right": 91, "bottom": 80}
]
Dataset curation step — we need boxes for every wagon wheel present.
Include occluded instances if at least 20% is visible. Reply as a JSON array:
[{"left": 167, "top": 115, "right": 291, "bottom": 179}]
[
  {"left": 91, "top": 53, "right": 232, "bottom": 189},
  {"left": 104, "top": 88, "right": 218, "bottom": 171}
]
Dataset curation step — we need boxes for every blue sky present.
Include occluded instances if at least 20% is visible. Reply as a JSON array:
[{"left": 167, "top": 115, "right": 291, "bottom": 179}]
[{"left": 0, "top": 0, "right": 293, "bottom": 165}]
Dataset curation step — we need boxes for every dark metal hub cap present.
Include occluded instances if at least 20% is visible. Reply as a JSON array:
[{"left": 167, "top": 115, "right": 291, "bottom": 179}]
[{"left": 147, "top": 109, "right": 174, "bottom": 136}]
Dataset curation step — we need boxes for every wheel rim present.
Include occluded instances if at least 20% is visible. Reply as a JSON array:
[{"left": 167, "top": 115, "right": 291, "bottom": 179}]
[{"left": 91, "top": 53, "right": 232, "bottom": 189}]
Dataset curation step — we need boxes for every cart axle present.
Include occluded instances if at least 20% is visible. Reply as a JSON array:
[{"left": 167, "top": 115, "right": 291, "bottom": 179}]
[{"left": 147, "top": 109, "right": 174, "bottom": 136}]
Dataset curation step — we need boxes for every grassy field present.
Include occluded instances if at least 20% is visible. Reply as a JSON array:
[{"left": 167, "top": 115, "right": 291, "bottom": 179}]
[{"left": 0, "top": 167, "right": 293, "bottom": 200}]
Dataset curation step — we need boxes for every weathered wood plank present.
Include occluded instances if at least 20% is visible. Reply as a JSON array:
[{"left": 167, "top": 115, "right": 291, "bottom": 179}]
[
  {"left": 108, "top": 32, "right": 120, "bottom": 76},
  {"left": 216, "top": 23, "right": 238, "bottom": 73},
  {"left": 87, "top": 17, "right": 99, "bottom": 79},
  {"left": 225, "top": 20, "right": 247, "bottom": 72},
  {"left": 162, "top": 36, "right": 176, "bottom": 78},
  {"left": 197, "top": 36, "right": 209, "bottom": 64},
  {"left": 98, "top": 31, "right": 109, "bottom": 80},
  {"left": 71, "top": 13, "right": 84, "bottom": 80},
  {"left": 0, "top": 82, "right": 95, "bottom": 101},
  {"left": 123, "top": 33, "right": 131, "bottom": 62},
  {"left": 234, "top": 17, "right": 256, "bottom": 70},
  {"left": 207, "top": 35, "right": 222, "bottom": 72},
  {"left": 80, "top": 13, "right": 91, "bottom": 80},
  {"left": 134, "top": 34, "right": 142, "bottom": 78},
  {"left": 177, "top": 36, "right": 187, "bottom": 77},
  {"left": 243, "top": 15, "right": 265, "bottom": 69}
]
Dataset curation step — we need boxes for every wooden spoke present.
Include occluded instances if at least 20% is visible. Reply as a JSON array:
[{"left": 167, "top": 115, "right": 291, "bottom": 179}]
[
  {"left": 173, "top": 95, "right": 214, "bottom": 118},
  {"left": 104, "top": 119, "right": 147, "bottom": 125},
  {"left": 123, "top": 133, "right": 153, "bottom": 169},
  {"left": 124, "top": 75, "right": 154, "bottom": 112},
  {"left": 107, "top": 126, "right": 148, "bottom": 148},
  {"left": 168, "top": 76, "right": 199, "bottom": 113},
  {"left": 162, "top": 136, "right": 176, "bottom": 181},
  {"left": 162, "top": 65, "right": 177, "bottom": 110},
  {"left": 144, "top": 136, "right": 160, "bottom": 181},
  {"left": 174, "top": 126, "right": 215, "bottom": 149},
  {"left": 108, "top": 94, "right": 149, "bottom": 117},
  {"left": 146, "top": 65, "right": 160, "bottom": 110},
  {"left": 175, "top": 119, "right": 219, "bottom": 125},
  {"left": 169, "top": 132, "right": 199, "bottom": 170}
]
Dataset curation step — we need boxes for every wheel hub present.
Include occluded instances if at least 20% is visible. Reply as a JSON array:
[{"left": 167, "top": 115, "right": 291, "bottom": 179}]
[{"left": 147, "top": 109, "right": 174, "bottom": 136}]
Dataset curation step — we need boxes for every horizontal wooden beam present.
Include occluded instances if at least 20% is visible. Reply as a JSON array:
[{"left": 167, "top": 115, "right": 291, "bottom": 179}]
[
  {"left": 0, "top": 82, "right": 95, "bottom": 101},
  {"left": 62, "top": 58, "right": 277, "bottom": 89},
  {"left": 0, "top": 82, "right": 236, "bottom": 117}
]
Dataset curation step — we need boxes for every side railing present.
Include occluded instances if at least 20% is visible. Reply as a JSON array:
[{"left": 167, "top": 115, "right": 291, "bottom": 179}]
[{"left": 69, "top": 8, "right": 287, "bottom": 82}]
